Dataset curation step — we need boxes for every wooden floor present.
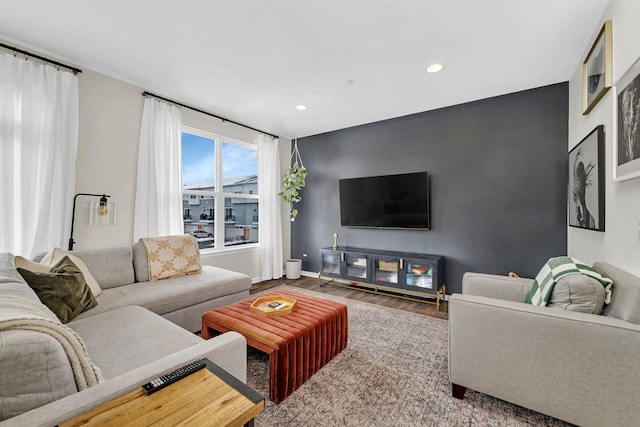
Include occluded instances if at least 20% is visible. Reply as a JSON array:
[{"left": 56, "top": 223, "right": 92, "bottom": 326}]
[{"left": 251, "top": 275, "right": 448, "bottom": 320}]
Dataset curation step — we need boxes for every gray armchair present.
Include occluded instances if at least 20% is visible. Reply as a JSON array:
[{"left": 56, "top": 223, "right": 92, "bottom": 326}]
[{"left": 448, "top": 263, "right": 640, "bottom": 427}]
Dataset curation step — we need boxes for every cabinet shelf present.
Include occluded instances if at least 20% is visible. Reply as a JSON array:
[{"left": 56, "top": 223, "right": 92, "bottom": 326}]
[{"left": 318, "top": 247, "right": 445, "bottom": 308}]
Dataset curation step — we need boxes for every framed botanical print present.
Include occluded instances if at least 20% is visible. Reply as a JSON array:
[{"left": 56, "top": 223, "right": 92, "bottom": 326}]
[{"left": 583, "top": 20, "right": 612, "bottom": 115}]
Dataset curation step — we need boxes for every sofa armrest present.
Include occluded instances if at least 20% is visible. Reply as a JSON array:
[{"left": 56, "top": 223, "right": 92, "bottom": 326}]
[
  {"left": 462, "top": 272, "right": 533, "bottom": 302},
  {"left": 449, "top": 294, "right": 640, "bottom": 427},
  {"left": 1, "top": 332, "right": 247, "bottom": 427},
  {"left": 0, "top": 331, "right": 79, "bottom": 421}
]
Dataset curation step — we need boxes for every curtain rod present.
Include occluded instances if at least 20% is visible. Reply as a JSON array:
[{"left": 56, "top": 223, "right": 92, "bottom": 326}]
[
  {"left": 0, "top": 42, "right": 82, "bottom": 75},
  {"left": 142, "top": 91, "right": 279, "bottom": 139}
]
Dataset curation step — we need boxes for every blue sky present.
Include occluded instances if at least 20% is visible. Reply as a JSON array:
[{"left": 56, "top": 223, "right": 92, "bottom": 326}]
[{"left": 181, "top": 132, "right": 257, "bottom": 186}]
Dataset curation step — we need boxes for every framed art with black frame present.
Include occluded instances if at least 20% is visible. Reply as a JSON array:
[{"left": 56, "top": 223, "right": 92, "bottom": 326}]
[
  {"left": 583, "top": 20, "right": 612, "bottom": 115},
  {"left": 569, "top": 125, "right": 605, "bottom": 232},
  {"left": 613, "top": 56, "right": 640, "bottom": 182}
]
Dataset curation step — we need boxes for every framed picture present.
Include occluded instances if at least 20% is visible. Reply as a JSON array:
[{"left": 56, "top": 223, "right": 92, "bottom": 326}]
[
  {"left": 613, "top": 56, "right": 640, "bottom": 181},
  {"left": 569, "top": 125, "right": 605, "bottom": 232},
  {"left": 583, "top": 20, "right": 612, "bottom": 115}
]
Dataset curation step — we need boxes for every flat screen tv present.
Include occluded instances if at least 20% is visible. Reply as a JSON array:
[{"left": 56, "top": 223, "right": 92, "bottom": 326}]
[{"left": 339, "top": 171, "right": 430, "bottom": 230}]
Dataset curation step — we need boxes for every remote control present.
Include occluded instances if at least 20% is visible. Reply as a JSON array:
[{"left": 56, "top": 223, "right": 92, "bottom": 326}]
[
  {"left": 273, "top": 303, "right": 287, "bottom": 310},
  {"left": 142, "top": 359, "right": 206, "bottom": 395}
]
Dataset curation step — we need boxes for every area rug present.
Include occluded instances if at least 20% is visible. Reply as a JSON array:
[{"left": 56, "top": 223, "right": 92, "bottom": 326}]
[{"left": 247, "top": 285, "right": 572, "bottom": 427}]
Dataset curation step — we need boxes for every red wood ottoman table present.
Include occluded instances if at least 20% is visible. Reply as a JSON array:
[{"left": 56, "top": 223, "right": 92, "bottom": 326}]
[{"left": 201, "top": 290, "right": 348, "bottom": 404}]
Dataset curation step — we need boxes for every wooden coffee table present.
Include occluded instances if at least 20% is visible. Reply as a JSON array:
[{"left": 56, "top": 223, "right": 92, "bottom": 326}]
[
  {"left": 202, "top": 290, "right": 348, "bottom": 404},
  {"left": 60, "top": 359, "right": 263, "bottom": 427}
]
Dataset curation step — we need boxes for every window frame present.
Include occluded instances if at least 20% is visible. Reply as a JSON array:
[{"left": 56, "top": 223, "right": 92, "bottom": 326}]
[{"left": 181, "top": 126, "right": 259, "bottom": 253}]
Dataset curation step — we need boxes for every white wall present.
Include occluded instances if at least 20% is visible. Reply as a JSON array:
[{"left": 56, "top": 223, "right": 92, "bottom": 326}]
[
  {"left": 22, "top": 55, "right": 293, "bottom": 279},
  {"left": 74, "top": 69, "right": 143, "bottom": 251},
  {"left": 568, "top": 0, "right": 640, "bottom": 276}
]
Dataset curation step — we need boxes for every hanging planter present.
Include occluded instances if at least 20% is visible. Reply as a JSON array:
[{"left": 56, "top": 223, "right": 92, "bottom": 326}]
[{"left": 279, "top": 139, "right": 308, "bottom": 221}]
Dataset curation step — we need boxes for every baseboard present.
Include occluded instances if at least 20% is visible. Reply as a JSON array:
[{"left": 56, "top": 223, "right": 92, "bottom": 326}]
[{"left": 254, "top": 271, "right": 315, "bottom": 283}]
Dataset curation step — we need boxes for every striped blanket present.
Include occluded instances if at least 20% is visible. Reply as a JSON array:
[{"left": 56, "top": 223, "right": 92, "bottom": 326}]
[{"left": 525, "top": 256, "right": 613, "bottom": 306}]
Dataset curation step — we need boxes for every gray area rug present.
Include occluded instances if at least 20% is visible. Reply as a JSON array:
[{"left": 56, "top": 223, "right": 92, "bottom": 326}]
[{"left": 247, "top": 285, "right": 572, "bottom": 427}]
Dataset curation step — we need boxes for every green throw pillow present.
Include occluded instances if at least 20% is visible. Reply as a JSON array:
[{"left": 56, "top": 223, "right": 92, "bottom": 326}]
[{"left": 17, "top": 255, "right": 98, "bottom": 323}]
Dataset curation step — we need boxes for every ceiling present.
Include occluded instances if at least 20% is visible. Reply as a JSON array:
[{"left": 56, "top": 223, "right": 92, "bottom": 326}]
[{"left": 0, "top": 0, "right": 609, "bottom": 139}]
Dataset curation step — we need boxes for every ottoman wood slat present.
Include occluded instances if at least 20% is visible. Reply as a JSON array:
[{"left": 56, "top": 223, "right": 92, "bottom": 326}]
[{"left": 202, "top": 290, "right": 348, "bottom": 403}]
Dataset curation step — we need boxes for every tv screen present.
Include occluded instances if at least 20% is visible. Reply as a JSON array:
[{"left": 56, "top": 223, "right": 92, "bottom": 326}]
[{"left": 339, "top": 172, "right": 430, "bottom": 230}]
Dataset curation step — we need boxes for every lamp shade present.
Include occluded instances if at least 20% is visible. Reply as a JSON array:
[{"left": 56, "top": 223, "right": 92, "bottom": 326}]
[{"left": 88, "top": 200, "right": 117, "bottom": 226}]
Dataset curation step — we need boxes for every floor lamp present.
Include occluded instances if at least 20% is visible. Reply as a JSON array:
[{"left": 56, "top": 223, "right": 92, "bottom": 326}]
[{"left": 68, "top": 193, "right": 115, "bottom": 250}]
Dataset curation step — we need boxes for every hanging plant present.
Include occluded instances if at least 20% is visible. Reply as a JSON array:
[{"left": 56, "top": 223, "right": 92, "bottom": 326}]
[{"left": 279, "top": 139, "right": 308, "bottom": 221}]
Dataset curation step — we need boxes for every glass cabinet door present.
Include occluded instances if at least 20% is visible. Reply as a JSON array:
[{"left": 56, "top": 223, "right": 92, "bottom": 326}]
[
  {"left": 373, "top": 257, "right": 399, "bottom": 285},
  {"left": 344, "top": 252, "right": 368, "bottom": 281},
  {"left": 402, "top": 258, "right": 435, "bottom": 292},
  {"left": 320, "top": 251, "right": 341, "bottom": 277}
]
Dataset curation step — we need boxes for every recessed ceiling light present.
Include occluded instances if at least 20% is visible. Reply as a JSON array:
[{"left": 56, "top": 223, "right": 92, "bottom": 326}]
[
  {"left": 295, "top": 104, "right": 307, "bottom": 111},
  {"left": 425, "top": 63, "right": 444, "bottom": 74}
]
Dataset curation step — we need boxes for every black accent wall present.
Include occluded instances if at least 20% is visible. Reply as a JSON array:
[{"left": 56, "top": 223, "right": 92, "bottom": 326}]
[{"left": 291, "top": 83, "right": 568, "bottom": 294}]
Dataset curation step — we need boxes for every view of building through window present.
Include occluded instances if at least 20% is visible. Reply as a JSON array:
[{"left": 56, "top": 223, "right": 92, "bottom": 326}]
[{"left": 181, "top": 129, "right": 258, "bottom": 250}]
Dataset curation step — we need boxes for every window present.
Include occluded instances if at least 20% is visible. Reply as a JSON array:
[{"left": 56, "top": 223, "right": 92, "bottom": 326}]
[{"left": 181, "top": 127, "right": 259, "bottom": 250}]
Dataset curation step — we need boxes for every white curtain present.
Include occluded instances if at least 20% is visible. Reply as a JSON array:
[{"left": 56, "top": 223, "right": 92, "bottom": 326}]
[
  {"left": 258, "top": 134, "right": 283, "bottom": 280},
  {"left": 133, "top": 97, "right": 183, "bottom": 241},
  {"left": 0, "top": 54, "right": 79, "bottom": 258}
]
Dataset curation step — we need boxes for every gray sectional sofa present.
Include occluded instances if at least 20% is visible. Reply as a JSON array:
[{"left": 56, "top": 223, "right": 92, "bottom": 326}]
[
  {"left": 449, "top": 262, "right": 640, "bottom": 427},
  {"left": 67, "top": 243, "right": 252, "bottom": 333},
  {"left": 0, "top": 245, "right": 253, "bottom": 426}
]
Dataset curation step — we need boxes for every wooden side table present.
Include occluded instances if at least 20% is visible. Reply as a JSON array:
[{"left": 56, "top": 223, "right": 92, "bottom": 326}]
[{"left": 60, "top": 360, "right": 264, "bottom": 427}]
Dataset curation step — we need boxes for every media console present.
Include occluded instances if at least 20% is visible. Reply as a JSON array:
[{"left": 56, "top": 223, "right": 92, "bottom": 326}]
[{"left": 318, "top": 247, "right": 445, "bottom": 309}]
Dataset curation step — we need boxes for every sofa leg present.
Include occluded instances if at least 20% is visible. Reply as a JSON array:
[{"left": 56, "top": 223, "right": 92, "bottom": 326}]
[{"left": 452, "top": 384, "right": 467, "bottom": 399}]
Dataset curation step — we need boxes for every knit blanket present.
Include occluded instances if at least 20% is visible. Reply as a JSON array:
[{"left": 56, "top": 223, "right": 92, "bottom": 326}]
[
  {"left": 525, "top": 256, "right": 613, "bottom": 306},
  {"left": 0, "top": 296, "right": 103, "bottom": 390},
  {"left": 140, "top": 234, "right": 202, "bottom": 281}
]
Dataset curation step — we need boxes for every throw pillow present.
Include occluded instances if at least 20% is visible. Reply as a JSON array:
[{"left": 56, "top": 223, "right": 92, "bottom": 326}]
[
  {"left": 547, "top": 273, "right": 606, "bottom": 314},
  {"left": 525, "top": 256, "right": 613, "bottom": 307},
  {"left": 140, "top": 235, "right": 202, "bottom": 281},
  {"left": 17, "top": 256, "right": 98, "bottom": 323},
  {"left": 27, "top": 248, "right": 103, "bottom": 297}
]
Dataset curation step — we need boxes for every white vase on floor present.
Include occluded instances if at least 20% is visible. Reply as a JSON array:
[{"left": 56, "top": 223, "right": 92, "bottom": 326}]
[{"left": 285, "top": 259, "right": 302, "bottom": 279}]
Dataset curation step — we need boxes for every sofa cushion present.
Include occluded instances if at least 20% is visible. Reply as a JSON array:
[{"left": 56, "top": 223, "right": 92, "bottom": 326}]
[
  {"left": 547, "top": 273, "right": 606, "bottom": 314},
  {"left": 67, "top": 306, "right": 203, "bottom": 379},
  {"left": 16, "top": 249, "right": 103, "bottom": 297},
  {"left": 594, "top": 262, "right": 640, "bottom": 324},
  {"left": 71, "top": 247, "right": 135, "bottom": 289},
  {"left": 140, "top": 235, "right": 201, "bottom": 281},
  {"left": 17, "top": 256, "right": 98, "bottom": 323},
  {"left": 71, "top": 266, "right": 251, "bottom": 320}
]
